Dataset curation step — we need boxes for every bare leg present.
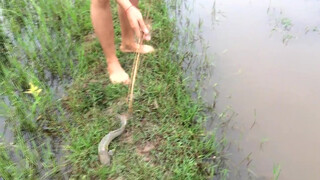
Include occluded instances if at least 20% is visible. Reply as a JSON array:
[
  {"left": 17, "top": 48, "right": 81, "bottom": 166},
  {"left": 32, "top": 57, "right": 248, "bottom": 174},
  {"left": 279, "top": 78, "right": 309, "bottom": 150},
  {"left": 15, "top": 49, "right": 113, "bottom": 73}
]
[
  {"left": 118, "top": 0, "right": 154, "bottom": 53},
  {"left": 91, "top": 0, "right": 130, "bottom": 84}
]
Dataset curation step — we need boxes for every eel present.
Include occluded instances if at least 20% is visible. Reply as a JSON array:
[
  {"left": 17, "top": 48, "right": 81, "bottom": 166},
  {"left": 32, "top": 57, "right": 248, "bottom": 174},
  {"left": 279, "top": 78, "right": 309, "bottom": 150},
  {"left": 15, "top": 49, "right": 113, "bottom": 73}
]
[{"left": 98, "top": 113, "right": 128, "bottom": 165}]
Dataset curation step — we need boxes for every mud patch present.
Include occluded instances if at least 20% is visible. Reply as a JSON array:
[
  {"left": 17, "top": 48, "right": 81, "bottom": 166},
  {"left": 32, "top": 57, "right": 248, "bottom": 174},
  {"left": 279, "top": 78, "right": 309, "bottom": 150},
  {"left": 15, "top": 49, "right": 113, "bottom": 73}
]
[{"left": 136, "top": 141, "right": 156, "bottom": 162}]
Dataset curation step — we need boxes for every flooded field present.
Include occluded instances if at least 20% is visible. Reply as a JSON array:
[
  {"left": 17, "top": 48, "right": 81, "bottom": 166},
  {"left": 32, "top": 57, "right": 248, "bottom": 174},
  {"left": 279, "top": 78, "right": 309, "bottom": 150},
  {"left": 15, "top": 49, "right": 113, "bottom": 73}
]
[{"left": 170, "top": 0, "right": 320, "bottom": 179}]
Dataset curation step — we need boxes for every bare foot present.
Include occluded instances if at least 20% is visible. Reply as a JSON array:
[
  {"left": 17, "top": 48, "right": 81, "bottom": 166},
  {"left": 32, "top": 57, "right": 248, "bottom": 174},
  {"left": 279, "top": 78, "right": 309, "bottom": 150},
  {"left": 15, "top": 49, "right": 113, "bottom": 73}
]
[
  {"left": 120, "top": 44, "right": 155, "bottom": 54},
  {"left": 108, "top": 61, "right": 130, "bottom": 84}
]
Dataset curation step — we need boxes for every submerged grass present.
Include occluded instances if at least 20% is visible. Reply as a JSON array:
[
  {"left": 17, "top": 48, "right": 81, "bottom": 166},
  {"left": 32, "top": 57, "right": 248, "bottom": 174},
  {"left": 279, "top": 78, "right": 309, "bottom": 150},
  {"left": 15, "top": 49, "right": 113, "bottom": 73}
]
[{"left": 0, "top": 0, "right": 226, "bottom": 179}]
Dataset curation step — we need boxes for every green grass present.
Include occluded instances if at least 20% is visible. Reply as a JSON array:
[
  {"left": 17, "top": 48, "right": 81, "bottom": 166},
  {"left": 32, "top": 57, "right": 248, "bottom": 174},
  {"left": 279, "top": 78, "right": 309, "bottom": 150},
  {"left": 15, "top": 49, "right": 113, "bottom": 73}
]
[
  {"left": 0, "top": 0, "right": 226, "bottom": 179},
  {"left": 273, "top": 163, "right": 281, "bottom": 180}
]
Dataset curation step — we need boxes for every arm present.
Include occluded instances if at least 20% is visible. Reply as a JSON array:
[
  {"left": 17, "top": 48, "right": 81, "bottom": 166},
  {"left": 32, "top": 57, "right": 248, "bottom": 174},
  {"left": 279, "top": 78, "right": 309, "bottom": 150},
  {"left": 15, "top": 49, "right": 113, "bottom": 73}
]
[
  {"left": 116, "top": 0, "right": 151, "bottom": 41},
  {"left": 116, "top": 0, "right": 132, "bottom": 10}
]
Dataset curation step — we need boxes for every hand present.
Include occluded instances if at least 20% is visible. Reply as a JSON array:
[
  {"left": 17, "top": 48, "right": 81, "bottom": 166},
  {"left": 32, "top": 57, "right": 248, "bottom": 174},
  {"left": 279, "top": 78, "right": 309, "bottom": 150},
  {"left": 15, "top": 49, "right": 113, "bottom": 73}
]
[{"left": 126, "top": 6, "right": 151, "bottom": 41}]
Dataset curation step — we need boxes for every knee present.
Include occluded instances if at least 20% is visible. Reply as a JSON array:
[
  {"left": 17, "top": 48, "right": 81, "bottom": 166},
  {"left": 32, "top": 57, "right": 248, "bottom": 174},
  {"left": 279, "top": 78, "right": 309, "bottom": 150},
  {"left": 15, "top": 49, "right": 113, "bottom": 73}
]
[{"left": 91, "top": 0, "right": 110, "bottom": 8}]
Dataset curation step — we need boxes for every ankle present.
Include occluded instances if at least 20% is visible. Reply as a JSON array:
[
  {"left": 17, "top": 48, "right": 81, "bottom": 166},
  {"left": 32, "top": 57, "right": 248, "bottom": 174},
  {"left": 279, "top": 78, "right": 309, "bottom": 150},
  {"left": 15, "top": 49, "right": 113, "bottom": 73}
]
[
  {"left": 106, "top": 56, "right": 119, "bottom": 64},
  {"left": 107, "top": 60, "right": 125, "bottom": 74},
  {"left": 120, "top": 42, "right": 137, "bottom": 49}
]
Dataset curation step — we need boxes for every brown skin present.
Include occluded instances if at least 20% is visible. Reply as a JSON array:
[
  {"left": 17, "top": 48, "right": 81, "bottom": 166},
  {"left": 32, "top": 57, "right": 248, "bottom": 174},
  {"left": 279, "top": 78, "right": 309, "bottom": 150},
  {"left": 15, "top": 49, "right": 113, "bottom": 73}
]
[{"left": 90, "top": 0, "right": 154, "bottom": 84}]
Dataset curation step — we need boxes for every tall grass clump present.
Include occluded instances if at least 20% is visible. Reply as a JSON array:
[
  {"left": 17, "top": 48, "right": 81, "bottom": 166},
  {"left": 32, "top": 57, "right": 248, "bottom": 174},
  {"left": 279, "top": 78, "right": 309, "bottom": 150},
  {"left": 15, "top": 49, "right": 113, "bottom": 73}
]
[{"left": 0, "top": 0, "right": 92, "bottom": 178}]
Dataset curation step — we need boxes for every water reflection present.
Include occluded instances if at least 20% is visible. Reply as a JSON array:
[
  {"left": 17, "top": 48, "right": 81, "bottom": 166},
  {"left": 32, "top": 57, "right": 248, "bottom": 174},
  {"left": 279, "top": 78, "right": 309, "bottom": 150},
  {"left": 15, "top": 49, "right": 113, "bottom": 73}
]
[
  {"left": 0, "top": 97, "right": 13, "bottom": 143},
  {"left": 168, "top": 0, "right": 320, "bottom": 179},
  {"left": 0, "top": 117, "right": 13, "bottom": 143}
]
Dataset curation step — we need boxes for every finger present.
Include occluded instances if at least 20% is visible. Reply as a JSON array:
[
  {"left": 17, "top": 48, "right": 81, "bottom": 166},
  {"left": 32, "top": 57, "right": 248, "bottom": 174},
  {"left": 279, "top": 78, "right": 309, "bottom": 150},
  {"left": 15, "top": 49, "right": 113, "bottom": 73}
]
[
  {"left": 134, "top": 27, "right": 141, "bottom": 40},
  {"left": 131, "top": 21, "right": 141, "bottom": 39},
  {"left": 144, "top": 33, "right": 151, "bottom": 41},
  {"left": 138, "top": 18, "right": 149, "bottom": 36}
]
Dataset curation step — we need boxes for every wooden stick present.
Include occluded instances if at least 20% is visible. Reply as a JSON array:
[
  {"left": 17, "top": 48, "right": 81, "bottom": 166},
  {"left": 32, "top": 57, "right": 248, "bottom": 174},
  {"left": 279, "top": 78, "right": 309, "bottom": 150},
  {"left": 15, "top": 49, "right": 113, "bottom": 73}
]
[
  {"left": 127, "top": 1, "right": 152, "bottom": 115},
  {"left": 128, "top": 37, "right": 143, "bottom": 114}
]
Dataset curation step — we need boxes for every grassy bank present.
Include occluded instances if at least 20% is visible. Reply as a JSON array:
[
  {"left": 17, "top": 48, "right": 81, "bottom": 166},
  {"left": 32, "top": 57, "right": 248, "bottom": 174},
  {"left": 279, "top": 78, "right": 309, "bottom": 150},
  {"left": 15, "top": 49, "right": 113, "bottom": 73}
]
[{"left": 0, "top": 0, "right": 226, "bottom": 179}]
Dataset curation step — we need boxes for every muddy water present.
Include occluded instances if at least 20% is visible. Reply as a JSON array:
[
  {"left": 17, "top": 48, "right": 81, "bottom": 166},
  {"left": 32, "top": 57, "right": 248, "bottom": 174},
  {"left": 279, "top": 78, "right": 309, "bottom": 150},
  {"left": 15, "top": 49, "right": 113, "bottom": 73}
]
[
  {"left": 0, "top": 117, "right": 13, "bottom": 143},
  {"left": 0, "top": 97, "right": 13, "bottom": 143},
  {"left": 171, "top": 0, "right": 320, "bottom": 179}
]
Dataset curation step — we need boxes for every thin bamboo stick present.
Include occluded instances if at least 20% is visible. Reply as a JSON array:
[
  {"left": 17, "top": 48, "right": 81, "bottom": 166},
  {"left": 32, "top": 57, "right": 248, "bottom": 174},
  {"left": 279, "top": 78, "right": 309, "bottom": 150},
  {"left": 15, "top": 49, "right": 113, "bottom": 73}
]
[{"left": 127, "top": 1, "right": 152, "bottom": 115}]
